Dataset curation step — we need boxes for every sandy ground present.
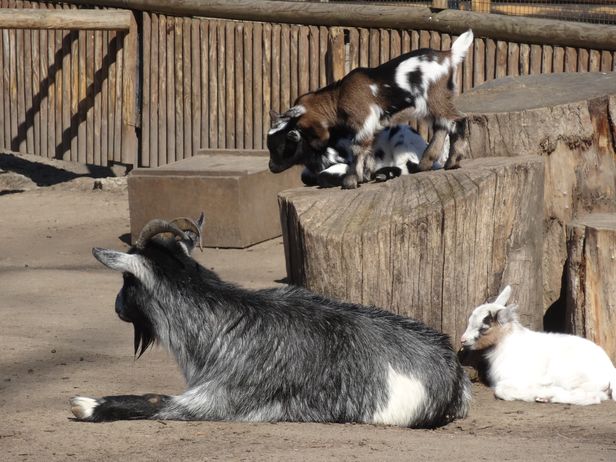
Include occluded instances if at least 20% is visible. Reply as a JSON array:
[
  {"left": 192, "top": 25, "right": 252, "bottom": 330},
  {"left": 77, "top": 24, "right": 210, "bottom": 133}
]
[{"left": 1, "top": 154, "right": 616, "bottom": 461}]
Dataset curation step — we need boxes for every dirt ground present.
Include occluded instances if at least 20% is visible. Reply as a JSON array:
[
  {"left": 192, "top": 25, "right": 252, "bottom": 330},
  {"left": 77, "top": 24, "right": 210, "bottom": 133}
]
[{"left": 1, "top": 154, "right": 615, "bottom": 461}]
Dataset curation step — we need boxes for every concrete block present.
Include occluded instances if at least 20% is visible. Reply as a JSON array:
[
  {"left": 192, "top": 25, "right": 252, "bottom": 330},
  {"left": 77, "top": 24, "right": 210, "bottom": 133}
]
[{"left": 128, "top": 151, "right": 303, "bottom": 248}]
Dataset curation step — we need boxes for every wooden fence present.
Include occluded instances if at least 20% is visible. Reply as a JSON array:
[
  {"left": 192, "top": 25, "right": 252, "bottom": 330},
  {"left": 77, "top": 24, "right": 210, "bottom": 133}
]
[
  {"left": 0, "top": 1, "right": 615, "bottom": 167},
  {"left": 0, "top": 0, "right": 137, "bottom": 166}
]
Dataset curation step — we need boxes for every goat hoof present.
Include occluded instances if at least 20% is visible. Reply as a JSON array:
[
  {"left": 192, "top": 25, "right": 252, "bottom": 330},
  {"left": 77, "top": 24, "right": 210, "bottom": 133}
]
[
  {"left": 535, "top": 396, "right": 551, "bottom": 403},
  {"left": 374, "top": 173, "right": 387, "bottom": 182},
  {"left": 341, "top": 175, "right": 359, "bottom": 189},
  {"left": 417, "top": 158, "right": 434, "bottom": 172}
]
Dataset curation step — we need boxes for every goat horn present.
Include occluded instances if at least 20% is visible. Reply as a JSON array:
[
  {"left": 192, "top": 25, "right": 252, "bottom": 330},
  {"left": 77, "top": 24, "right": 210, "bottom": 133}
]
[
  {"left": 170, "top": 216, "right": 203, "bottom": 251},
  {"left": 135, "top": 219, "right": 188, "bottom": 249}
]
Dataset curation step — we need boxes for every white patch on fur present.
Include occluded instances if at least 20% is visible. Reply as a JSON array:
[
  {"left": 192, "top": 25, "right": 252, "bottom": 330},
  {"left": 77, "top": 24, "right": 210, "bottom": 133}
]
[
  {"left": 94, "top": 249, "right": 155, "bottom": 291},
  {"left": 395, "top": 57, "right": 451, "bottom": 94},
  {"left": 268, "top": 118, "right": 290, "bottom": 135},
  {"left": 355, "top": 105, "right": 383, "bottom": 142},
  {"left": 70, "top": 396, "right": 98, "bottom": 420},
  {"left": 322, "top": 163, "right": 349, "bottom": 176},
  {"left": 372, "top": 365, "right": 426, "bottom": 426},
  {"left": 369, "top": 83, "right": 379, "bottom": 97}
]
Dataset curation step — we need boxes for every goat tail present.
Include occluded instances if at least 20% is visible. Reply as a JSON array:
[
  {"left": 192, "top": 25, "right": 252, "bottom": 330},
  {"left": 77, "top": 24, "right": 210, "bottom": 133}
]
[{"left": 451, "top": 30, "right": 474, "bottom": 66}]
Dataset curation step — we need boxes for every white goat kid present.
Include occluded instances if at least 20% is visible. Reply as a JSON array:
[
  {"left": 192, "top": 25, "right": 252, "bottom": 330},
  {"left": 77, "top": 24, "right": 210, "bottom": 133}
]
[{"left": 461, "top": 286, "right": 616, "bottom": 405}]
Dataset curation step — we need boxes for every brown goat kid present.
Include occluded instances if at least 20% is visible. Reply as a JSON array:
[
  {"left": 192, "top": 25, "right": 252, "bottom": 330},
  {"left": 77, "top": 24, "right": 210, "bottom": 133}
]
[{"left": 267, "top": 30, "right": 474, "bottom": 189}]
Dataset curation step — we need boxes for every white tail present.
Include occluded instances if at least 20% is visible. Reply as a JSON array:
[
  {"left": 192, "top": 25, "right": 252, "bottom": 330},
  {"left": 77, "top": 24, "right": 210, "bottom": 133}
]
[{"left": 451, "top": 30, "right": 474, "bottom": 66}]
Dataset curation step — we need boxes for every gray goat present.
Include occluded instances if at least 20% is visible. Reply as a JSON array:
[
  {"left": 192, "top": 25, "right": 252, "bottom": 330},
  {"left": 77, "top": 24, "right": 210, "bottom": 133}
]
[{"left": 71, "top": 215, "right": 471, "bottom": 427}]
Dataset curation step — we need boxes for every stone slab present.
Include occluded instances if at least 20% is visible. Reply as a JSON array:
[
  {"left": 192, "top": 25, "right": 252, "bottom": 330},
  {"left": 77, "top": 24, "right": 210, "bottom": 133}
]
[{"left": 128, "top": 152, "right": 303, "bottom": 248}]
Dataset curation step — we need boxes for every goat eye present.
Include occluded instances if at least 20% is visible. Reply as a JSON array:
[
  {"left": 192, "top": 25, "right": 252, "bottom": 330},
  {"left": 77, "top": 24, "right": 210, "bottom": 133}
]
[{"left": 479, "top": 325, "right": 490, "bottom": 334}]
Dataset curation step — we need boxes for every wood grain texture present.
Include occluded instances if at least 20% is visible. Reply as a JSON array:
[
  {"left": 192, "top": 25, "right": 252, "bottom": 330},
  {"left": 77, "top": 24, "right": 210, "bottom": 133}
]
[
  {"left": 566, "top": 214, "right": 616, "bottom": 364},
  {"left": 457, "top": 72, "right": 616, "bottom": 310},
  {"left": 279, "top": 156, "right": 544, "bottom": 342}
]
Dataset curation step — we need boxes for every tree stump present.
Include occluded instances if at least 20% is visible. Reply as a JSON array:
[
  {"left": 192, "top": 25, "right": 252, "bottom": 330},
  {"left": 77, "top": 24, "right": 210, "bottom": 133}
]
[
  {"left": 456, "top": 72, "right": 616, "bottom": 310},
  {"left": 279, "top": 156, "right": 544, "bottom": 342},
  {"left": 565, "top": 213, "right": 616, "bottom": 363}
]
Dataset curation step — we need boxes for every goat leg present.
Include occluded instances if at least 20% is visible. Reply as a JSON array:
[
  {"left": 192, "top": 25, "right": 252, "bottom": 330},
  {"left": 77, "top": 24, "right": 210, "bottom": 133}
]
[
  {"left": 418, "top": 127, "right": 448, "bottom": 172},
  {"left": 444, "top": 118, "right": 468, "bottom": 170},
  {"left": 70, "top": 394, "right": 172, "bottom": 422},
  {"left": 342, "top": 141, "right": 371, "bottom": 189}
]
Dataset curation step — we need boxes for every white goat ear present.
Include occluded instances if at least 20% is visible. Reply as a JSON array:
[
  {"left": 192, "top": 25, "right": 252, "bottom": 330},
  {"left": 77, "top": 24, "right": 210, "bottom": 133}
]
[
  {"left": 494, "top": 285, "right": 512, "bottom": 305},
  {"left": 496, "top": 304, "right": 519, "bottom": 325},
  {"left": 92, "top": 248, "right": 150, "bottom": 282},
  {"left": 285, "top": 105, "right": 306, "bottom": 118}
]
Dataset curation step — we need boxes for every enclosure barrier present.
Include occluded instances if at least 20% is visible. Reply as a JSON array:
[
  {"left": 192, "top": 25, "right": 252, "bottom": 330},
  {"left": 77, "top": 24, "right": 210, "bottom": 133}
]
[{"left": 0, "top": 0, "right": 614, "bottom": 167}]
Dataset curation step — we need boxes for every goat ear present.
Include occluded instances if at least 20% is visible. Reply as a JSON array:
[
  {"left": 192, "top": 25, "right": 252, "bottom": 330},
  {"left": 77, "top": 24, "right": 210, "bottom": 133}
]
[
  {"left": 496, "top": 304, "right": 519, "bottom": 325},
  {"left": 494, "top": 285, "right": 512, "bottom": 305},
  {"left": 284, "top": 105, "right": 306, "bottom": 119},
  {"left": 92, "top": 248, "right": 150, "bottom": 280}
]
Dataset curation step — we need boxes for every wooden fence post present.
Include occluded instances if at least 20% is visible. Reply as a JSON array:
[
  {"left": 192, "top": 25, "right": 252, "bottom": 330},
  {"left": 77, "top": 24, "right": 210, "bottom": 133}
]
[
  {"left": 472, "top": 0, "right": 491, "bottom": 13},
  {"left": 432, "top": 0, "right": 448, "bottom": 9}
]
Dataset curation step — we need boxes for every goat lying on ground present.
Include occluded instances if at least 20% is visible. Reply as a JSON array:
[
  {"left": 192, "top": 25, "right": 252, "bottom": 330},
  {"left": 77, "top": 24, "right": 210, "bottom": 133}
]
[
  {"left": 300, "top": 124, "right": 449, "bottom": 187},
  {"left": 461, "top": 286, "right": 616, "bottom": 405},
  {"left": 267, "top": 30, "right": 473, "bottom": 189},
  {"left": 71, "top": 215, "right": 471, "bottom": 427}
]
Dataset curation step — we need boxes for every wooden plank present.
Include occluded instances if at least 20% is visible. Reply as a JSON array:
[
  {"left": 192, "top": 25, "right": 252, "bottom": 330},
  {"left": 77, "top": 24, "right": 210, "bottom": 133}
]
[
  {"left": 485, "top": 38, "right": 496, "bottom": 81},
  {"left": 23, "top": 20, "right": 33, "bottom": 153},
  {"left": 54, "top": 25, "right": 64, "bottom": 159},
  {"left": 564, "top": 46, "right": 577, "bottom": 72},
  {"left": 0, "top": 24, "right": 4, "bottom": 149},
  {"left": 411, "top": 30, "right": 419, "bottom": 51},
  {"left": 94, "top": 30, "right": 102, "bottom": 166},
  {"left": 589, "top": 49, "right": 601, "bottom": 72},
  {"left": 48, "top": 27, "right": 58, "bottom": 160},
  {"left": 100, "top": 29, "right": 109, "bottom": 165},
  {"left": 289, "top": 25, "right": 298, "bottom": 103},
  {"left": 197, "top": 19, "right": 207, "bottom": 151},
  {"left": 298, "top": 25, "right": 309, "bottom": 95},
  {"left": 280, "top": 23, "right": 290, "bottom": 108},
  {"left": 529, "top": 44, "right": 542, "bottom": 74},
  {"left": 85, "top": 31, "right": 95, "bottom": 164},
  {"left": 2, "top": 29, "right": 9, "bottom": 150},
  {"left": 262, "top": 22, "right": 272, "bottom": 143},
  {"left": 495, "top": 40, "right": 507, "bottom": 79},
  {"left": 271, "top": 23, "right": 280, "bottom": 114},
  {"left": 380, "top": 29, "right": 390, "bottom": 64},
  {"left": 319, "top": 26, "right": 328, "bottom": 86},
  {"left": 217, "top": 20, "right": 227, "bottom": 148},
  {"left": 243, "top": 21, "right": 253, "bottom": 148},
  {"left": 165, "top": 15, "right": 175, "bottom": 161},
  {"left": 174, "top": 18, "right": 184, "bottom": 159},
  {"left": 61, "top": 4, "right": 72, "bottom": 160},
  {"left": 463, "top": 34, "right": 473, "bottom": 90},
  {"left": 70, "top": 28, "right": 79, "bottom": 161},
  {"left": 346, "top": 27, "right": 358, "bottom": 73},
  {"left": 234, "top": 22, "right": 244, "bottom": 149},
  {"left": 419, "top": 29, "right": 430, "bottom": 49},
  {"left": 473, "top": 38, "right": 485, "bottom": 87},
  {"left": 141, "top": 13, "right": 151, "bottom": 166},
  {"left": 429, "top": 30, "right": 440, "bottom": 51},
  {"left": 519, "top": 43, "right": 530, "bottom": 75},
  {"left": 401, "top": 30, "right": 410, "bottom": 54},
  {"left": 157, "top": 15, "right": 167, "bottom": 165},
  {"left": 507, "top": 42, "right": 519, "bottom": 77},
  {"left": 113, "top": 29, "right": 124, "bottom": 163},
  {"left": 16, "top": 23, "right": 25, "bottom": 152},
  {"left": 359, "top": 28, "right": 369, "bottom": 68},
  {"left": 224, "top": 21, "right": 235, "bottom": 149},
  {"left": 328, "top": 26, "right": 344, "bottom": 83},
  {"left": 188, "top": 18, "right": 200, "bottom": 157},
  {"left": 253, "top": 22, "right": 263, "bottom": 149},
  {"left": 542, "top": 45, "right": 553, "bottom": 73},
  {"left": 183, "top": 18, "right": 192, "bottom": 157},
  {"left": 390, "top": 29, "right": 400, "bottom": 59},
  {"left": 577, "top": 48, "right": 589, "bottom": 73},
  {"left": 369, "top": 28, "right": 379, "bottom": 67},
  {"left": 600, "top": 51, "right": 613, "bottom": 73},
  {"left": 308, "top": 25, "right": 319, "bottom": 89},
  {"left": 0, "top": 8, "right": 133, "bottom": 30},
  {"left": 37, "top": 19, "right": 47, "bottom": 156},
  {"left": 441, "top": 33, "right": 451, "bottom": 53},
  {"left": 553, "top": 46, "right": 565, "bottom": 73}
]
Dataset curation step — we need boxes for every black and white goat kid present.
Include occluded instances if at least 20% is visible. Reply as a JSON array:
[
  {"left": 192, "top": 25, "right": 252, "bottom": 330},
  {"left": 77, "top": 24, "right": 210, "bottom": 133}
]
[
  {"left": 300, "top": 124, "right": 449, "bottom": 188},
  {"left": 268, "top": 30, "right": 473, "bottom": 189},
  {"left": 71, "top": 215, "right": 471, "bottom": 427}
]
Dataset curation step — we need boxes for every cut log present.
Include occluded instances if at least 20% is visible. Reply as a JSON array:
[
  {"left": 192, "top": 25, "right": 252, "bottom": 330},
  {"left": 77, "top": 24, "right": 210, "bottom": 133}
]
[
  {"left": 565, "top": 213, "right": 616, "bottom": 364},
  {"left": 279, "top": 156, "right": 544, "bottom": 342},
  {"left": 457, "top": 72, "right": 616, "bottom": 310}
]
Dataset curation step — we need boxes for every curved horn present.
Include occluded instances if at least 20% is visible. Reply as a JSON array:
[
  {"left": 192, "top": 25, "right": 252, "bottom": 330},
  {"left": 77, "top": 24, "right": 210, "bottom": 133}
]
[
  {"left": 135, "top": 219, "right": 188, "bottom": 249},
  {"left": 170, "top": 215, "right": 203, "bottom": 251}
]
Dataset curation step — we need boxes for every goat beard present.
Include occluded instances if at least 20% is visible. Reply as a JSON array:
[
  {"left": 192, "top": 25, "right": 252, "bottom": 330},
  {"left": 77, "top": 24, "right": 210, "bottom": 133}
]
[{"left": 132, "top": 315, "right": 155, "bottom": 358}]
